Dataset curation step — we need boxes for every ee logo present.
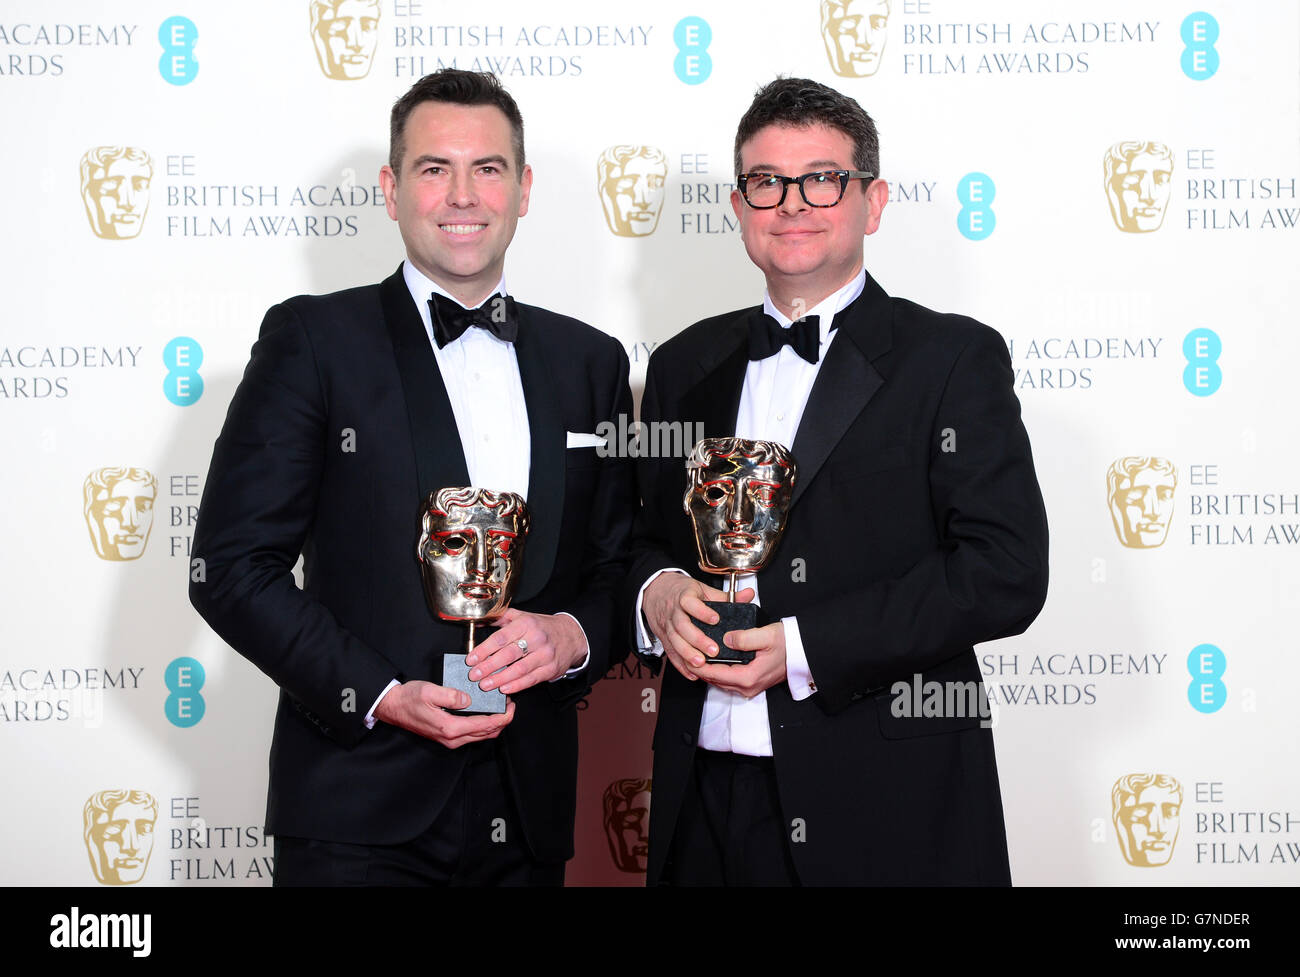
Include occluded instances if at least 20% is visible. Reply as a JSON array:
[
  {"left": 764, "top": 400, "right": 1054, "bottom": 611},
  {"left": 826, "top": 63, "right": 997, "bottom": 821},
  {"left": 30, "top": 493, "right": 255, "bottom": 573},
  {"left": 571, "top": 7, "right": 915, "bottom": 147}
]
[
  {"left": 163, "top": 336, "right": 204, "bottom": 406},
  {"left": 165, "top": 656, "right": 206, "bottom": 727},
  {"left": 957, "top": 172, "right": 996, "bottom": 240},
  {"left": 674, "top": 17, "right": 712, "bottom": 85},
  {"left": 1183, "top": 327, "right": 1222, "bottom": 396},
  {"left": 158, "top": 16, "right": 198, "bottom": 86},
  {"left": 1187, "top": 643, "right": 1225, "bottom": 713},
  {"left": 1181, "top": 12, "right": 1219, "bottom": 81}
]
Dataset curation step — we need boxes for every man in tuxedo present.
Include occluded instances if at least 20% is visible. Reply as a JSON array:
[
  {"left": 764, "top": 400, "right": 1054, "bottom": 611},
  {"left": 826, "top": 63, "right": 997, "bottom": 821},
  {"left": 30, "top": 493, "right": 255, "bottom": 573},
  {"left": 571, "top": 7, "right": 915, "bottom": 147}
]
[
  {"left": 190, "top": 69, "right": 635, "bottom": 885},
  {"left": 630, "top": 77, "right": 1049, "bottom": 885}
]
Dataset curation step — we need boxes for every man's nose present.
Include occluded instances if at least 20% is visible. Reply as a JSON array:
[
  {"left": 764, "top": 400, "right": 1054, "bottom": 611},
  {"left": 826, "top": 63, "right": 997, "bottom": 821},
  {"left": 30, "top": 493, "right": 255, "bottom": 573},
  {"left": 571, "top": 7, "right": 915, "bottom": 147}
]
[
  {"left": 777, "top": 178, "right": 810, "bottom": 216},
  {"left": 632, "top": 180, "right": 650, "bottom": 208},
  {"left": 1138, "top": 174, "right": 1156, "bottom": 203},
  {"left": 120, "top": 503, "right": 140, "bottom": 530},
  {"left": 120, "top": 825, "right": 139, "bottom": 853},
  {"left": 447, "top": 169, "right": 477, "bottom": 208},
  {"left": 117, "top": 183, "right": 138, "bottom": 210}
]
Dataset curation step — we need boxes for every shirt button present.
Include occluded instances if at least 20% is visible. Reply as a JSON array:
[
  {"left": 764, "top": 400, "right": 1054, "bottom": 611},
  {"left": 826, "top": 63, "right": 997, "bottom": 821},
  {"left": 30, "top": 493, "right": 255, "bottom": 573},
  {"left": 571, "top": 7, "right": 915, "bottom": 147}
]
[
  {"left": 474, "top": 372, "right": 481, "bottom": 381},
  {"left": 776, "top": 412, "right": 785, "bottom": 421}
]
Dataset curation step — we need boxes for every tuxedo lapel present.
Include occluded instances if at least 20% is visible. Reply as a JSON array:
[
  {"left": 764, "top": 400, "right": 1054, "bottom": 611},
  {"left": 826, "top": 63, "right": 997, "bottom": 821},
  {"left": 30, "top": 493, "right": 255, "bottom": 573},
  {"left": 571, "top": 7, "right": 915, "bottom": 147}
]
[
  {"left": 379, "top": 267, "right": 471, "bottom": 507},
  {"left": 512, "top": 305, "right": 563, "bottom": 602},
  {"left": 676, "top": 312, "right": 752, "bottom": 442},
  {"left": 789, "top": 274, "right": 893, "bottom": 508}
]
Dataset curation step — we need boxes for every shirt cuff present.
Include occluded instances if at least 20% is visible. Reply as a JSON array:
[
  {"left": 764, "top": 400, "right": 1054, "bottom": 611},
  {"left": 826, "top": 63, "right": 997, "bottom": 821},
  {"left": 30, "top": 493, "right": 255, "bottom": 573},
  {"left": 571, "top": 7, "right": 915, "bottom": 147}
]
[
  {"left": 782, "top": 617, "right": 817, "bottom": 700},
  {"left": 551, "top": 611, "right": 590, "bottom": 680},
  {"left": 635, "top": 567, "right": 691, "bottom": 655},
  {"left": 365, "top": 678, "right": 401, "bottom": 729}
]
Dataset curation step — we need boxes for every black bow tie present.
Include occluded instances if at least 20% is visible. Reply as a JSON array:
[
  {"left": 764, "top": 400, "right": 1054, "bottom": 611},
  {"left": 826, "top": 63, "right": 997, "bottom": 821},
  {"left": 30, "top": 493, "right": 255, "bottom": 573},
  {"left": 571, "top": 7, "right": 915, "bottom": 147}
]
[
  {"left": 748, "top": 312, "right": 825, "bottom": 364},
  {"left": 429, "top": 292, "right": 519, "bottom": 348}
]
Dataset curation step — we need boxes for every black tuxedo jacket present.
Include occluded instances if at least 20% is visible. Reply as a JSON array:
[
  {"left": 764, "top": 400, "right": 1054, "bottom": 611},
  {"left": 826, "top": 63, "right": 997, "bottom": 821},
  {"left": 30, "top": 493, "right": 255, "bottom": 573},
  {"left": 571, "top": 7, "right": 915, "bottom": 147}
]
[
  {"left": 628, "top": 272, "right": 1049, "bottom": 884},
  {"left": 190, "top": 265, "right": 636, "bottom": 863}
]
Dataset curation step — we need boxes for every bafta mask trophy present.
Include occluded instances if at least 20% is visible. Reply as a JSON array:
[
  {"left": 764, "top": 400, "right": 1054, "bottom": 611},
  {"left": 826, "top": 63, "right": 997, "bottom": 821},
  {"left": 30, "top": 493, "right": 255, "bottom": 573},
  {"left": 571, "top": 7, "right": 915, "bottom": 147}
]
[
  {"left": 684, "top": 438, "right": 797, "bottom": 665},
  {"left": 418, "top": 487, "right": 530, "bottom": 714}
]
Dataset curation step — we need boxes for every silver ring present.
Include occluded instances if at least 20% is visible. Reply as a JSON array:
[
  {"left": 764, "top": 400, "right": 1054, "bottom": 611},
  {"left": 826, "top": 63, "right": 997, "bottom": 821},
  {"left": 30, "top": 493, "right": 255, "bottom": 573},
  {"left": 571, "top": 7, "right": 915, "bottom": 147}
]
[{"left": 516, "top": 638, "right": 528, "bottom": 654}]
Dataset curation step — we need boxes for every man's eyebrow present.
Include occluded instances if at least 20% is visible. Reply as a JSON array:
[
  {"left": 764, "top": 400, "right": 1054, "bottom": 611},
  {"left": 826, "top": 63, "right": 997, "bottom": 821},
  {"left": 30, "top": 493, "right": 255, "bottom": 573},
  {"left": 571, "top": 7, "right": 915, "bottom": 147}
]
[
  {"left": 408, "top": 154, "right": 512, "bottom": 171},
  {"left": 743, "top": 160, "right": 847, "bottom": 173}
]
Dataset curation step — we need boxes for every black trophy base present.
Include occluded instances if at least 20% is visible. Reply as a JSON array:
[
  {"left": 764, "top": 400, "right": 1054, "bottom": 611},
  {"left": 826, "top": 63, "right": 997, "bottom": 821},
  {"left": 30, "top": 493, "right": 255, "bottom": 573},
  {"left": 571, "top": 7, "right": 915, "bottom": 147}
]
[
  {"left": 691, "top": 600, "right": 762, "bottom": 666},
  {"left": 442, "top": 652, "right": 508, "bottom": 715}
]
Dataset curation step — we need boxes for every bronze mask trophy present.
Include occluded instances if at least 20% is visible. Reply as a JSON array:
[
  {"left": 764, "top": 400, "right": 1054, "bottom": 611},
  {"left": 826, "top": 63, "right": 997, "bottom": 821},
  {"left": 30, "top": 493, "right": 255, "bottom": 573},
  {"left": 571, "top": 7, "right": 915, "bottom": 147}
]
[
  {"left": 417, "top": 486, "right": 530, "bottom": 714},
  {"left": 683, "top": 437, "right": 797, "bottom": 665}
]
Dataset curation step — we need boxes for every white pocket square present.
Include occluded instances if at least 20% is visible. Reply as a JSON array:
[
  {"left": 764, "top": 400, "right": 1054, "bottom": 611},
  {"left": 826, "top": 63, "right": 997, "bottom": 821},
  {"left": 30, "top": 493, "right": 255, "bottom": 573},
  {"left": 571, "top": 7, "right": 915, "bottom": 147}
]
[{"left": 566, "top": 431, "right": 606, "bottom": 449}]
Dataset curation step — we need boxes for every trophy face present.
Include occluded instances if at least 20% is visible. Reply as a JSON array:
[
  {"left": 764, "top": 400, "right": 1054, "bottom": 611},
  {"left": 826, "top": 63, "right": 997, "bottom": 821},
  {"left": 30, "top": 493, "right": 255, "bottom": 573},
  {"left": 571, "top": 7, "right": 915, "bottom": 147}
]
[
  {"left": 684, "top": 438, "right": 797, "bottom": 574},
  {"left": 417, "top": 487, "right": 530, "bottom": 622}
]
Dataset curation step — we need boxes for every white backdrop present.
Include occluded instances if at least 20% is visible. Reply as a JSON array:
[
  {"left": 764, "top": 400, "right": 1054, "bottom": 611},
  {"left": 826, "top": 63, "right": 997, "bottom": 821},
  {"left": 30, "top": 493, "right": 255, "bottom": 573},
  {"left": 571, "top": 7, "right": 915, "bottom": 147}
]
[{"left": 2, "top": 0, "right": 1297, "bottom": 885}]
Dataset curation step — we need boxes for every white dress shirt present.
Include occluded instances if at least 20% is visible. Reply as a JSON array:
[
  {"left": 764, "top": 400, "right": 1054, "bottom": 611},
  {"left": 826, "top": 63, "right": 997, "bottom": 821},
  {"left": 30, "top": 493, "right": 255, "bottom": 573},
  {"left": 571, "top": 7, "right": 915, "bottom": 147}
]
[
  {"left": 405, "top": 261, "right": 530, "bottom": 498},
  {"left": 365, "top": 261, "right": 587, "bottom": 726},
  {"left": 636, "top": 269, "right": 867, "bottom": 755}
]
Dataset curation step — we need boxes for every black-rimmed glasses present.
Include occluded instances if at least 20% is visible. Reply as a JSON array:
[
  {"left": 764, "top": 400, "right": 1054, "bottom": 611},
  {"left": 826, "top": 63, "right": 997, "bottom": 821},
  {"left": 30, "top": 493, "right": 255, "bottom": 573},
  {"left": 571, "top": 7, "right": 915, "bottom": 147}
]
[{"left": 736, "top": 169, "right": 875, "bottom": 209}]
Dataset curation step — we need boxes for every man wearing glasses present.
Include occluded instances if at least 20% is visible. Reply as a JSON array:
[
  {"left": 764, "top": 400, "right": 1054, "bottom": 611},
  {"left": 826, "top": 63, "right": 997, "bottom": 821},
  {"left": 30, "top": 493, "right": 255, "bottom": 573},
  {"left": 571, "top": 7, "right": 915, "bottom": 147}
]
[{"left": 628, "top": 77, "right": 1048, "bottom": 885}]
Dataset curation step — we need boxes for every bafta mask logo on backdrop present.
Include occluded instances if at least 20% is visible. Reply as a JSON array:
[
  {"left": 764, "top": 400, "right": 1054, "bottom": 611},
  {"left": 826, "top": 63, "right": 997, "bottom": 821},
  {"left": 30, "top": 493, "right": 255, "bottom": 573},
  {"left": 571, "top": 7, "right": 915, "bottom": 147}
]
[
  {"left": 1104, "top": 141, "right": 1174, "bottom": 233},
  {"left": 1112, "top": 773, "right": 1182, "bottom": 867},
  {"left": 597, "top": 146, "right": 669, "bottom": 237},
  {"left": 603, "top": 778, "right": 651, "bottom": 873},
  {"left": 1107, "top": 457, "right": 1176, "bottom": 549},
  {"left": 80, "top": 147, "right": 153, "bottom": 240},
  {"left": 84, "top": 467, "right": 158, "bottom": 561},
  {"left": 821, "top": 0, "right": 891, "bottom": 77},
  {"left": 310, "top": 0, "right": 380, "bottom": 80},
  {"left": 84, "top": 789, "right": 157, "bottom": 885}
]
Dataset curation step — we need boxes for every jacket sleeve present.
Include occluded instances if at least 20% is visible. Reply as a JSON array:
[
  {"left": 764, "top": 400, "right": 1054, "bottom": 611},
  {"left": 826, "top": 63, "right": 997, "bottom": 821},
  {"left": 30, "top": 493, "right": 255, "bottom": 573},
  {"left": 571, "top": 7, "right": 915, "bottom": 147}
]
[
  {"left": 798, "top": 326, "right": 1050, "bottom": 713},
  {"left": 189, "top": 303, "right": 400, "bottom": 747}
]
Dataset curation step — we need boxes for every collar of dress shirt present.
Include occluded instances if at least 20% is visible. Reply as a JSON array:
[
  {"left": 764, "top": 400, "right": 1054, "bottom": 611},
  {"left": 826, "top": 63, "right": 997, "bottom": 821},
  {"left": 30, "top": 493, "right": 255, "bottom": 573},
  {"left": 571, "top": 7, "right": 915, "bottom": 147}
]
[
  {"left": 401, "top": 260, "right": 510, "bottom": 349},
  {"left": 760, "top": 268, "right": 867, "bottom": 348}
]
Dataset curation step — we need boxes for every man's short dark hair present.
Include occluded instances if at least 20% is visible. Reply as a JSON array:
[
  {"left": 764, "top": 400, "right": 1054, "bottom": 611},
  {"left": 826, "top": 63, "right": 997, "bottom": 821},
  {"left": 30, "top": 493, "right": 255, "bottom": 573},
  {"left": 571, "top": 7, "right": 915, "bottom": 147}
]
[
  {"left": 733, "top": 76, "right": 879, "bottom": 180},
  {"left": 388, "top": 69, "right": 526, "bottom": 180}
]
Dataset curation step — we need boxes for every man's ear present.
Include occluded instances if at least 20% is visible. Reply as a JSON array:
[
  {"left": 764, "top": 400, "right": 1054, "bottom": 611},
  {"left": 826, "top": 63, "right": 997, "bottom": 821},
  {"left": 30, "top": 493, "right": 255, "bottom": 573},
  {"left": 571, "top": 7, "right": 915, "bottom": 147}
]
[
  {"left": 517, "top": 163, "right": 534, "bottom": 218},
  {"left": 379, "top": 164, "right": 399, "bottom": 221},
  {"left": 864, "top": 179, "right": 889, "bottom": 236}
]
